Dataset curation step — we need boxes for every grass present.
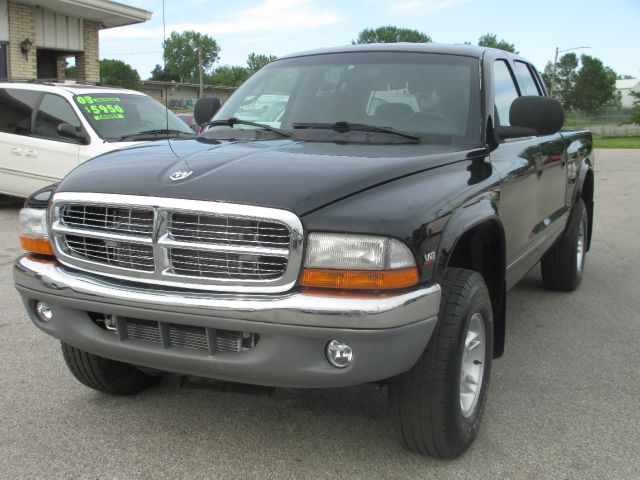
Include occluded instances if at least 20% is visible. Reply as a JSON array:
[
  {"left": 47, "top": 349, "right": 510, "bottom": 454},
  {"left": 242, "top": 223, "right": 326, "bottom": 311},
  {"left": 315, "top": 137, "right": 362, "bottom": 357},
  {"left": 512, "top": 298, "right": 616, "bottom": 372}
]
[{"left": 592, "top": 135, "right": 640, "bottom": 149}]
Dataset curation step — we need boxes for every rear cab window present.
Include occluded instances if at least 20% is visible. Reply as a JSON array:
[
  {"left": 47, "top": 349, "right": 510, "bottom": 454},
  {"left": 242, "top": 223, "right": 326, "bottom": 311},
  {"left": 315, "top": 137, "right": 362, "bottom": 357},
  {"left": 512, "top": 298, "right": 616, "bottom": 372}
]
[{"left": 513, "top": 61, "right": 541, "bottom": 96}]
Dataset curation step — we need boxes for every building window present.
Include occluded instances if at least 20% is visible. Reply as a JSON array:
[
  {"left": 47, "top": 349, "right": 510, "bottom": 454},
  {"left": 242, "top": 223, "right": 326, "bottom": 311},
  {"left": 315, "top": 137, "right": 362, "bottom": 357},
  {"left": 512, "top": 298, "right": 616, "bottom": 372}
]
[{"left": 0, "top": 43, "right": 7, "bottom": 79}]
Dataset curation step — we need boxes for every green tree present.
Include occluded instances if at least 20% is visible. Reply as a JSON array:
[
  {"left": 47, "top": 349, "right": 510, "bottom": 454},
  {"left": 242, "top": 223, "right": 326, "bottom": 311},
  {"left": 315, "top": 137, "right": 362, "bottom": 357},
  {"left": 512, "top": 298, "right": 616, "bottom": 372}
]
[
  {"left": 478, "top": 33, "right": 517, "bottom": 53},
  {"left": 352, "top": 26, "right": 431, "bottom": 44},
  {"left": 209, "top": 65, "right": 250, "bottom": 87},
  {"left": 541, "top": 53, "right": 579, "bottom": 109},
  {"left": 99, "top": 59, "right": 140, "bottom": 89},
  {"left": 65, "top": 65, "right": 76, "bottom": 78},
  {"left": 247, "top": 53, "right": 277, "bottom": 74},
  {"left": 624, "top": 91, "right": 640, "bottom": 125},
  {"left": 571, "top": 55, "right": 618, "bottom": 113},
  {"left": 163, "top": 30, "right": 220, "bottom": 83},
  {"left": 149, "top": 64, "right": 179, "bottom": 82}
]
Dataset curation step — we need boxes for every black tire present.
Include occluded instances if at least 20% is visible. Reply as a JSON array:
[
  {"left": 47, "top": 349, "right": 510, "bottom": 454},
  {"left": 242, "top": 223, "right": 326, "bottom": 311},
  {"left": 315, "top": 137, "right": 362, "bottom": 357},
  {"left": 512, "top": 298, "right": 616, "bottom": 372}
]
[
  {"left": 61, "top": 342, "right": 162, "bottom": 395},
  {"left": 541, "top": 198, "right": 588, "bottom": 291},
  {"left": 389, "top": 268, "right": 493, "bottom": 458}
]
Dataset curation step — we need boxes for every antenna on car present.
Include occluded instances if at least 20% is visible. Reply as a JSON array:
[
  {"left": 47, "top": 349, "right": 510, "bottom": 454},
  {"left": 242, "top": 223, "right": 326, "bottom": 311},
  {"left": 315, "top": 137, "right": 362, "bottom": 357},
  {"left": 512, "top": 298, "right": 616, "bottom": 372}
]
[{"left": 162, "top": 0, "right": 169, "bottom": 133}]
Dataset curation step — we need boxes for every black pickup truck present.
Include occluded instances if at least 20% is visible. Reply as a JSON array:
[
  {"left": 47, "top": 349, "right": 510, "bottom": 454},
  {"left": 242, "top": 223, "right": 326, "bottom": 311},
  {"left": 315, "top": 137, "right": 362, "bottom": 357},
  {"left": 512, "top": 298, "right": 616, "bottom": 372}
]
[{"left": 14, "top": 44, "right": 593, "bottom": 458}]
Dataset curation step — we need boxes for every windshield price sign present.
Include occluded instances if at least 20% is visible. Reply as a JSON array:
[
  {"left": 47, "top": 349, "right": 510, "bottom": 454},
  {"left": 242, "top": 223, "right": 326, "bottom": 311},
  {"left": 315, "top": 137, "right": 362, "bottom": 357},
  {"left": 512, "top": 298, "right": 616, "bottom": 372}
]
[{"left": 75, "top": 95, "right": 126, "bottom": 121}]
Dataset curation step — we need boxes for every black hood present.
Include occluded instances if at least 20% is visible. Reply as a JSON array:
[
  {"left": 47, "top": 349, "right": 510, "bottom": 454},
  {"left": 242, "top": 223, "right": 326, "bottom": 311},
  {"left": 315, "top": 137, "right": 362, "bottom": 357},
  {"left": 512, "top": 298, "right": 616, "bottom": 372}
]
[{"left": 58, "top": 138, "right": 480, "bottom": 216}]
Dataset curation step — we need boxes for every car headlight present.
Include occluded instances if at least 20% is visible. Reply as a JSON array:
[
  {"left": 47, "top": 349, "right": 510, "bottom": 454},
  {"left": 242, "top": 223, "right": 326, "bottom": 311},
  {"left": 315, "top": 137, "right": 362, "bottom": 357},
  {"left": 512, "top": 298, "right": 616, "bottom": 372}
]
[
  {"left": 19, "top": 208, "right": 54, "bottom": 255},
  {"left": 301, "top": 233, "right": 418, "bottom": 290}
]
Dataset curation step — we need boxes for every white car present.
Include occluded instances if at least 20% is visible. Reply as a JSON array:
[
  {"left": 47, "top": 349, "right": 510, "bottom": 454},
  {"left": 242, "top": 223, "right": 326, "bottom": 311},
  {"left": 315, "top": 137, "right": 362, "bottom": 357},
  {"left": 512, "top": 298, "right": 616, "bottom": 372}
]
[{"left": 0, "top": 82, "right": 196, "bottom": 197}]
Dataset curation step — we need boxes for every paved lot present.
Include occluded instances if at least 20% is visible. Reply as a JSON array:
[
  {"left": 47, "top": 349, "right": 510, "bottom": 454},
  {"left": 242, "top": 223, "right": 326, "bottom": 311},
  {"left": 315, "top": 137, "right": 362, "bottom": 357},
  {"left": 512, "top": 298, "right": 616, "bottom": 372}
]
[{"left": 1, "top": 149, "right": 639, "bottom": 479}]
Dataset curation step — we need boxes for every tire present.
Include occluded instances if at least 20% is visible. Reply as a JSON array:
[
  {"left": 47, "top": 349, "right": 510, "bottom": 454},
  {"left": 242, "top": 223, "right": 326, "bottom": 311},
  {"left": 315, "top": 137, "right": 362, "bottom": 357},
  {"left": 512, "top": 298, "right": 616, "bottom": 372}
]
[
  {"left": 61, "top": 342, "right": 162, "bottom": 395},
  {"left": 390, "top": 268, "right": 493, "bottom": 458},
  {"left": 541, "top": 198, "right": 588, "bottom": 291}
]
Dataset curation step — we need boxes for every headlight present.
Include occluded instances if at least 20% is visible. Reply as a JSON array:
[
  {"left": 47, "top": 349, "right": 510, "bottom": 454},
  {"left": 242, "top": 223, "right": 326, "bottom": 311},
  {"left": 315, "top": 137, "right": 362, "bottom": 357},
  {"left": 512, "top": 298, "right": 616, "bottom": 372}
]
[
  {"left": 301, "top": 233, "right": 418, "bottom": 290},
  {"left": 19, "top": 208, "right": 54, "bottom": 255}
]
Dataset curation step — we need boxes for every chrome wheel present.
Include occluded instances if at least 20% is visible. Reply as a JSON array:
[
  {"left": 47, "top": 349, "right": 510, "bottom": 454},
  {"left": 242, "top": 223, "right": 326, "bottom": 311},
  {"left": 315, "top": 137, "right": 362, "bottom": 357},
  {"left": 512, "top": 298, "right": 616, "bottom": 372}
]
[
  {"left": 460, "top": 313, "right": 486, "bottom": 418},
  {"left": 576, "top": 215, "right": 586, "bottom": 273}
]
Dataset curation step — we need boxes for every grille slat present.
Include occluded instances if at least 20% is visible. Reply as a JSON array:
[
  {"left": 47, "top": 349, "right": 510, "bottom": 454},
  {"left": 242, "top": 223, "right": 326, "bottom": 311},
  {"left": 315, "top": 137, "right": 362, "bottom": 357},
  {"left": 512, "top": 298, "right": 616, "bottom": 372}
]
[
  {"left": 169, "top": 213, "right": 291, "bottom": 249},
  {"left": 169, "top": 248, "right": 287, "bottom": 280},
  {"left": 60, "top": 205, "right": 154, "bottom": 237},
  {"left": 62, "top": 234, "right": 155, "bottom": 271},
  {"left": 51, "top": 196, "right": 301, "bottom": 291},
  {"left": 99, "top": 316, "right": 258, "bottom": 354}
]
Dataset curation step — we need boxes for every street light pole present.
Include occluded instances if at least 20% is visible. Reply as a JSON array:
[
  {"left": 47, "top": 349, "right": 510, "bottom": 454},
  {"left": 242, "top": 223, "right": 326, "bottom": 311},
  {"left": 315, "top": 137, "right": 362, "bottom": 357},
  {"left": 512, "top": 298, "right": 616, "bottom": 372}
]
[
  {"left": 189, "top": 39, "right": 204, "bottom": 99},
  {"left": 550, "top": 46, "right": 590, "bottom": 97}
]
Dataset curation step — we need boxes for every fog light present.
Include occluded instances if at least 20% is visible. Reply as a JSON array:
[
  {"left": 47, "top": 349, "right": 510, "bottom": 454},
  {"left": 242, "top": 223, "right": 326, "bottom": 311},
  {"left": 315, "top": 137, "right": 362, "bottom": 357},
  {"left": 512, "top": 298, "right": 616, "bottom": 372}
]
[
  {"left": 35, "top": 301, "right": 53, "bottom": 322},
  {"left": 326, "top": 340, "right": 353, "bottom": 368}
]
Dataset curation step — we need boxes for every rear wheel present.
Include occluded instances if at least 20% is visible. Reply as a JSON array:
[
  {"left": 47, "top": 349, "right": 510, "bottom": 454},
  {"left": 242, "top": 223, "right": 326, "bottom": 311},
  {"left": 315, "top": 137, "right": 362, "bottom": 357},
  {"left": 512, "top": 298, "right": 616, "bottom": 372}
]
[
  {"left": 541, "top": 199, "right": 588, "bottom": 291},
  {"left": 61, "top": 342, "right": 162, "bottom": 395},
  {"left": 390, "top": 268, "right": 493, "bottom": 458}
]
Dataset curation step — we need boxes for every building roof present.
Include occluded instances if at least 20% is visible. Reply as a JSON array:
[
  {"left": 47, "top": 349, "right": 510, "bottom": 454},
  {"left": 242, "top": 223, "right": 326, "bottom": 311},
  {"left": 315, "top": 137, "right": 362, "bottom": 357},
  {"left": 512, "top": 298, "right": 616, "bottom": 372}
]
[
  {"left": 17, "top": 0, "right": 151, "bottom": 28},
  {"left": 616, "top": 79, "right": 640, "bottom": 90}
]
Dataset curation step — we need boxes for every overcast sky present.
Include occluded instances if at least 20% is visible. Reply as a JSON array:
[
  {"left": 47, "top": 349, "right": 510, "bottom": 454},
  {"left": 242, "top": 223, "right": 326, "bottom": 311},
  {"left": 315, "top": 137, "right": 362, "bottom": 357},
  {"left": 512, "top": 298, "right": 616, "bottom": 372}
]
[{"left": 100, "top": 0, "right": 639, "bottom": 79}]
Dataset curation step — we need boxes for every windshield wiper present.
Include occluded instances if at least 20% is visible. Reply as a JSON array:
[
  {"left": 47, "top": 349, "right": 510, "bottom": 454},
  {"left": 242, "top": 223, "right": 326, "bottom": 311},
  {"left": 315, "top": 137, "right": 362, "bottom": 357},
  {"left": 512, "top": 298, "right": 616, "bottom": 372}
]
[
  {"left": 205, "top": 117, "right": 289, "bottom": 138},
  {"left": 292, "top": 121, "right": 421, "bottom": 142},
  {"left": 117, "top": 129, "right": 195, "bottom": 141}
]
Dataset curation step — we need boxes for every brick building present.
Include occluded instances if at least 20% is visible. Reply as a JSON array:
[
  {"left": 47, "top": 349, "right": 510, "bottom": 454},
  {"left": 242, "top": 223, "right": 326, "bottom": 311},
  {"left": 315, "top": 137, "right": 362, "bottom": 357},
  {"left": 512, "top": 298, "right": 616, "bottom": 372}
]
[{"left": 0, "top": 0, "right": 150, "bottom": 82}]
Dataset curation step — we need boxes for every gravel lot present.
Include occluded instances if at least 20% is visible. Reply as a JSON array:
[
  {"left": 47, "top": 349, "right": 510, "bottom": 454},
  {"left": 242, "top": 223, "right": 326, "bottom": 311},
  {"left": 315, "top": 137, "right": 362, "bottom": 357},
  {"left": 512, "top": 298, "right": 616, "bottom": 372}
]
[{"left": 1, "top": 149, "right": 639, "bottom": 479}]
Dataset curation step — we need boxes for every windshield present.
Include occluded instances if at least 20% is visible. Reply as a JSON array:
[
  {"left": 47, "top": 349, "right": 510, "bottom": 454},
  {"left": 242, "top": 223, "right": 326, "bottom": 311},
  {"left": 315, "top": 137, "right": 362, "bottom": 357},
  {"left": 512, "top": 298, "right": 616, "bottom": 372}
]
[
  {"left": 212, "top": 52, "right": 481, "bottom": 143},
  {"left": 74, "top": 93, "right": 194, "bottom": 141}
]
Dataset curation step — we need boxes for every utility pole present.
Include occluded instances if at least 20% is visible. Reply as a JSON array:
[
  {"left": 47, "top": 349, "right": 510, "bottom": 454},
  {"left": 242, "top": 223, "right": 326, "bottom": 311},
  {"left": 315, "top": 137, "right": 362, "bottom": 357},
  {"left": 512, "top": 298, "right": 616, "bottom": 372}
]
[
  {"left": 550, "top": 46, "right": 590, "bottom": 97},
  {"left": 198, "top": 46, "right": 203, "bottom": 99}
]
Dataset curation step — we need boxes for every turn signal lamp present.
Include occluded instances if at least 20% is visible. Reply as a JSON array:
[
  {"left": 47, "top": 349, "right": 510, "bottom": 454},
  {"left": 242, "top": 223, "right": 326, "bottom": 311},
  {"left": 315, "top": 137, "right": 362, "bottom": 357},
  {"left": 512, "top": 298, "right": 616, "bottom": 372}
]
[{"left": 301, "top": 233, "right": 418, "bottom": 290}]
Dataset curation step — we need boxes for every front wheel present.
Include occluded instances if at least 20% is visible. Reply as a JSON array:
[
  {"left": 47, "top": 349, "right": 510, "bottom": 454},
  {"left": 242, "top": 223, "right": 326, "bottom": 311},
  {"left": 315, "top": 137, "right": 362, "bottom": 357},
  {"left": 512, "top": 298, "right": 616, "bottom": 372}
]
[
  {"left": 390, "top": 268, "right": 493, "bottom": 458},
  {"left": 61, "top": 342, "right": 162, "bottom": 395}
]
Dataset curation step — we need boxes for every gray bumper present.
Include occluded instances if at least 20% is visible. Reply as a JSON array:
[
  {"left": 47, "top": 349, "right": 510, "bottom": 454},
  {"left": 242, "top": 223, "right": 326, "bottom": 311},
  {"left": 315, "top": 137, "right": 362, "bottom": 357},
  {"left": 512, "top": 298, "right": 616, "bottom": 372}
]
[{"left": 14, "top": 255, "right": 440, "bottom": 388}]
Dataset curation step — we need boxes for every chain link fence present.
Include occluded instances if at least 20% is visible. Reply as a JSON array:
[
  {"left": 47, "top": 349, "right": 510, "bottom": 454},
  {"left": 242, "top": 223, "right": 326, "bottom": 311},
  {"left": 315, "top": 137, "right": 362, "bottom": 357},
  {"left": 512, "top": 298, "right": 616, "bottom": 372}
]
[{"left": 564, "top": 109, "right": 640, "bottom": 136}]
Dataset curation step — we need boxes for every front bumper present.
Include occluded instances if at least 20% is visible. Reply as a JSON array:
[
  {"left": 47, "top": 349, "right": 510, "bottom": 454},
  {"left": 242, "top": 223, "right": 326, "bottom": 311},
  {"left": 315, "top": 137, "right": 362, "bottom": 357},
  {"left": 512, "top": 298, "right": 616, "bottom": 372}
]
[{"left": 14, "top": 255, "right": 441, "bottom": 388}]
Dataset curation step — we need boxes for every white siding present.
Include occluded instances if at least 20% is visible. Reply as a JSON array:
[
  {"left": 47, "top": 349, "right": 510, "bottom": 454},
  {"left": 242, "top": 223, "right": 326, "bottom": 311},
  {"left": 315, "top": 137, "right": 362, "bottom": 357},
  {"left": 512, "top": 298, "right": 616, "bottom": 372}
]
[
  {"left": 35, "top": 7, "right": 83, "bottom": 51},
  {"left": 0, "top": 0, "right": 9, "bottom": 42}
]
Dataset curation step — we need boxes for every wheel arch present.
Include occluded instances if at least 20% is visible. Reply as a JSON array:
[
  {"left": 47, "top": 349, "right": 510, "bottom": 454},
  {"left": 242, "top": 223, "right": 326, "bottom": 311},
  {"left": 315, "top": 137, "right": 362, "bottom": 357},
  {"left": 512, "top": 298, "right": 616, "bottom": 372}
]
[
  {"left": 580, "top": 168, "right": 594, "bottom": 251},
  {"left": 435, "top": 205, "right": 507, "bottom": 358}
]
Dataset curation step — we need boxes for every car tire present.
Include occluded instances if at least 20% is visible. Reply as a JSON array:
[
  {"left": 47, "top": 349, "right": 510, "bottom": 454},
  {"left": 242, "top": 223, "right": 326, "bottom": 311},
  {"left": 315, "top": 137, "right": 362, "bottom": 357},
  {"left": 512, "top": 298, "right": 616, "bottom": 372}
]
[
  {"left": 61, "top": 342, "right": 162, "bottom": 395},
  {"left": 389, "top": 268, "right": 493, "bottom": 458},
  {"left": 541, "top": 198, "right": 588, "bottom": 292}
]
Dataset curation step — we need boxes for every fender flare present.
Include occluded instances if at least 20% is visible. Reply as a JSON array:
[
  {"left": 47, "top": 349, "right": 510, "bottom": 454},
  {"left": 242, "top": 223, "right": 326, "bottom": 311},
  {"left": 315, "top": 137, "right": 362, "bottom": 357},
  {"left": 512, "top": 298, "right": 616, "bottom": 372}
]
[{"left": 433, "top": 198, "right": 507, "bottom": 358}]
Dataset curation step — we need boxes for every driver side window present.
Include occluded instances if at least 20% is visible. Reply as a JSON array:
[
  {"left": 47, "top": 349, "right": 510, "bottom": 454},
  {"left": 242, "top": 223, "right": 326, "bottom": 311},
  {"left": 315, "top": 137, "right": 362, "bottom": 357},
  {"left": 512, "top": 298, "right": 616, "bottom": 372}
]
[{"left": 493, "top": 60, "right": 520, "bottom": 127}]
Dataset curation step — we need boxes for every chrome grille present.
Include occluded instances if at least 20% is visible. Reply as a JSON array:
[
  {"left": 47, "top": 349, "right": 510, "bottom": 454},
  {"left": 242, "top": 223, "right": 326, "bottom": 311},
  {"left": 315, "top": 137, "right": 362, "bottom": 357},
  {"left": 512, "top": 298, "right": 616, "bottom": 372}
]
[
  {"left": 60, "top": 204, "right": 154, "bottom": 237},
  {"left": 169, "top": 213, "right": 290, "bottom": 248},
  {"left": 50, "top": 193, "right": 304, "bottom": 293},
  {"left": 169, "top": 248, "right": 287, "bottom": 280},
  {"left": 62, "top": 234, "right": 155, "bottom": 271}
]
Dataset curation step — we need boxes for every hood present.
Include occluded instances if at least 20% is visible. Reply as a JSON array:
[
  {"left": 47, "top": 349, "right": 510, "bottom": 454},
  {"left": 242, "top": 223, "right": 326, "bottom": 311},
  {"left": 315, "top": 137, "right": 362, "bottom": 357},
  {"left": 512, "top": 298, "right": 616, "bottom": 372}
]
[{"left": 58, "top": 138, "right": 481, "bottom": 216}]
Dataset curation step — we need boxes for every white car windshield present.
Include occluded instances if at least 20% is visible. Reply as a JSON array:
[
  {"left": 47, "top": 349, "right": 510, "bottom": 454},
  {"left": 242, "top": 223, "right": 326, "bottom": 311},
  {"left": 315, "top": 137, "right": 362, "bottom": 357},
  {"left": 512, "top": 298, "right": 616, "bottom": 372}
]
[{"left": 74, "top": 93, "right": 194, "bottom": 141}]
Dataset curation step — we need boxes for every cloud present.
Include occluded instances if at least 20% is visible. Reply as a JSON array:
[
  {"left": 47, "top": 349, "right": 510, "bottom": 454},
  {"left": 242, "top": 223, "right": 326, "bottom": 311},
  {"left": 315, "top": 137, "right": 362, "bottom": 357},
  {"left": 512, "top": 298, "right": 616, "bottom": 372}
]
[{"left": 101, "top": 0, "right": 341, "bottom": 40}]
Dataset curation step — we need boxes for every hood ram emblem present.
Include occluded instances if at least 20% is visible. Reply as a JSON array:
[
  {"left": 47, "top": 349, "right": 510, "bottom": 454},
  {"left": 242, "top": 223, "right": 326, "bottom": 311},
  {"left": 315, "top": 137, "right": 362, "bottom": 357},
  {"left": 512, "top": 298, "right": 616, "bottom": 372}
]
[{"left": 169, "top": 169, "right": 193, "bottom": 181}]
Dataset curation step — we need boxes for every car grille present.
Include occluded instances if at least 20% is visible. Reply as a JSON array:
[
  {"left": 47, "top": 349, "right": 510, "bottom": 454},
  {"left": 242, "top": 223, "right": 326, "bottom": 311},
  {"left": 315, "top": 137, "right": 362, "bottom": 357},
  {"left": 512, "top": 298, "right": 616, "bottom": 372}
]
[
  {"left": 92, "top": 313, "right": 258, "bottom": 354},
  {"left": 50, "top": 193, "right": 303, "bottom": 292}
]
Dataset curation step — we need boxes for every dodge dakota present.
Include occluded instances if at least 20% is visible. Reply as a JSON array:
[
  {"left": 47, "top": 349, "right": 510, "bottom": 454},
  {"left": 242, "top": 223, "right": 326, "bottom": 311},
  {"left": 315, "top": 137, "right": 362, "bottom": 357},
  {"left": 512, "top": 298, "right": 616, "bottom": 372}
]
[{"left": 14, "top": 43, "right": 593, "bottom": 458}]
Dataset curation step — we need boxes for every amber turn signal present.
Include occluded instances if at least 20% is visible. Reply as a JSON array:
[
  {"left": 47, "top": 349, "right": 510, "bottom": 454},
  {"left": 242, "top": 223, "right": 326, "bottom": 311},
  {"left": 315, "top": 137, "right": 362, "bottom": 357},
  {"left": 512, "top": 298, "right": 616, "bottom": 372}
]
[
  {"left": 20, "top": 236, "right": 54, "bottom": 255},
  {"left": 301, "top": 267, "right": 419, "bottom": 290}
]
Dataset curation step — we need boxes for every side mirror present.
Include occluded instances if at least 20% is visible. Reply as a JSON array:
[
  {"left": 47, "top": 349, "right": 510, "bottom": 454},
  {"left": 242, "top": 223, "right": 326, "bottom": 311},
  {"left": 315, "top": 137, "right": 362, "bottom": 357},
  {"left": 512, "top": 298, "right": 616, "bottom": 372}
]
[
  {"left": 194, "top": 96, "right": 222, "bottom": 127},
  {"left": 57, "top": 123, "right": 88, "bottom": 143},
  {"left": 497, "top": 96, "right": 564, "bottom": 141}
]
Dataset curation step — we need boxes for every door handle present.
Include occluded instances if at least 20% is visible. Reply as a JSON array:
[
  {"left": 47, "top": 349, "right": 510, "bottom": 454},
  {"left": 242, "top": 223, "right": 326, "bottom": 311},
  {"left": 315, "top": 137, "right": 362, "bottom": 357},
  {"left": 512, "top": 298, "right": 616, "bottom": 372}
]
[
  {"left": 10, "top": 147, "right": 22, "bottom": 156},
  {"left": 25, "top": 150, "right": 38, "bottom": 158}
]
